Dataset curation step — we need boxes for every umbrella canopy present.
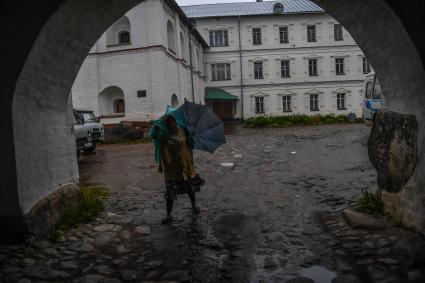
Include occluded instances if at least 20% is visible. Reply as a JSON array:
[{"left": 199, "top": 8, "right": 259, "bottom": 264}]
[{"left": 176, "top": 100, "right": 226, "bottom": 153}]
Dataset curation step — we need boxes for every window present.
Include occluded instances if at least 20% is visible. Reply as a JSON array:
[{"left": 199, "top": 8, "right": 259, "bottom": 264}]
[
  {"left": 137, "top": 90, "right": 147, "bottom": 98},
  {"left": 273, "top": 3, "right": 284, "bottom": 13},
  {"left": 255, "top": 97, "right": 265, "bottom": 113},
  {"left": 281, "top": 60, "right": 290, "bottom": 78},
  {"left": 310, "top": 94, "right": 319, "bottom": 111},
  {"left": 209, "top": 30, "right": 228, "bottom": 47},
  {"left": 180, "top": 33, "right": 186, "bottom": 60},
  {"left": 254, "top": 62, "right": 264, "bottom": 79},
  {"left": 282, "top": 95, "right": 291, "bottom": 112},
  {"left": 118, "top": 31, "right": 130, "bottom": 44},
  {"left": 373, "top": 78, "right": 382, "bottom": 99},
  {"left": 363, "top": 57, "right": 372, "bottom": 74},
  {"left": 337, "top": 93, "right": 346, "bottom": 110},
  {"left": 307, "top": 25, "right": 316, "bottom": 42},
  {"left": 211, "top": 63, "right": 231, "bottom": 81},
  {"left": 334, "top": 24, "right": 343, "bottom": 41},
  {"left": 279, "top": 27, "right": 289, "bottom": 43},
  {"left": 308, "top": 59, "right": 318, "bottom": 76},
  {"left": 167, "top": 20, "right": 176, "bottom": 52},
  {"left": 253, "top": 28, "right": 262, "bottom": 45},
  {"left": 335, "top": 58, "right": 345, "bottom": 75}
]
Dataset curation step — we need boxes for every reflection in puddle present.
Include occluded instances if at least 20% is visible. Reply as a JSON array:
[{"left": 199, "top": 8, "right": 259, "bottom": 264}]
[{"left": 300, "top": 265, "right": 337, "bottom": 283}]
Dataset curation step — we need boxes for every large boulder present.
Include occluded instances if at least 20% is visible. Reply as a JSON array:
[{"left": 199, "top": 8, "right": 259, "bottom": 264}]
[{"left": 368, "top": 111, "right": 417, "bottom": 192}]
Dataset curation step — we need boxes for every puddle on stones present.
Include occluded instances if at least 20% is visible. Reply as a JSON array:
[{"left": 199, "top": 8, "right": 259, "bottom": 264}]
[{"left": 300, "top": 265, "right": 337, "bottom": 283}]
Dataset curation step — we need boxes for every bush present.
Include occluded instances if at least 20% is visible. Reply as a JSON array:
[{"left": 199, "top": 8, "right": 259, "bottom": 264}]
[
  {"left": 51, "top": 186, "right": 108, "bottom": 241},
  {"left": 243, "top": 114, "right": 359, "bottom": 128},
  {"left": 354, "top": 190, "right": 384, "bottom": 215}
]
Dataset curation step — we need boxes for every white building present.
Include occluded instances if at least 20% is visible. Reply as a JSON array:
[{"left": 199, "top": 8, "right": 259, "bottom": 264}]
[
  {"left": 72, "top": 0, "right": 208, "bottom": 124},
  {"left": 72, "top": 0, "right": 372, "bottom": 122}
]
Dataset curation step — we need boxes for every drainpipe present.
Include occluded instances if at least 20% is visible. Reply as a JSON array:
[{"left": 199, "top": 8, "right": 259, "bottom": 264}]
[
  {"left": 238, "top": 15, "right": 244, "bottom": 120},
  {"left": 189, "top": 27, "right": 195, "bottom": 103}
]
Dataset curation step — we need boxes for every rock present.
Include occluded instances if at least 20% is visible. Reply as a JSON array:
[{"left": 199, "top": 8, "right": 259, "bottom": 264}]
[
  {"left": 394, "top": 235, "right": 425, "bottom": 268},
  {"left": 342, "top": 209, "right": 387, "bottom": 230},
  {"left": 146, "top": 270, "right": 157, "bottom": 279},
  {"left": 377, "top": 238, "right": 390, "bottom": 247},
  {"left": 377, "top": 247, "right": 391, "bottom": 256},
  {"left": 71, "top": 242, "right": 95, "bottom": 253},
  {"left": 286, "top": 276, "right": 315, "bottom": 283},
  {"left": 120, "top": 270, "right": 138, "bottom": 281},
  {"left": 332, "top": 274, "right": 361, "bottom": 283},
  {"left": 134, "top": 225, "right": 151, "bottom": 235},
  {"left": 408, "top": 269, "right": 425, "bottom": 281},
  {"left": 94, "top": 265, "right": 113, "bottom": 275},
  {"left": 112, "top": 259, "right": 127, "bottom": 268},
  {"left": 144, "top": 260, "right": 163, "bottom": 268},
  {"left": 23, "top": 265, "right": 70, "bottom": 280},
  {"left": 356, "top": 258, "right": 374, "bottom": 265},
  {"left": 161, "top": 270, "right": 189, "bottom": 280},
  {"left": 94, "top": 224, "right": 118, "bottom": 232},
  {"left": 263, "top": 256, "right": 277, "bottom": 269},
  {"left": 378, "top": 258, "right": 398, "bottom": 265},
  {"left": 94, "top": 233, "right": 114, "bottom": 247},
  {"left": 21, "top": 258, "right": 36, "bottom": 266},
  {"left": 363, "top": 241, "right": 375, "bottom": 249},
  {"left": 3, "top": 266, "right": 21, "bottom": 274},
  {"left": 116, "top": 244, "right": 130, "bottom": 254},
  {"left": 33, "top": 241, "right": 51, "bottom": 249},
  {"left": 16, "top": 279, "right": 31, "bottom": 283},
  {"left": 368, "top": 111, "right": 418, "bottom": 192},
  {"left": 42, "top": 247, "right": 58, "bottom": 256},
  {"left": 60, "top": 261, "right": 78, "bottom": 270}
]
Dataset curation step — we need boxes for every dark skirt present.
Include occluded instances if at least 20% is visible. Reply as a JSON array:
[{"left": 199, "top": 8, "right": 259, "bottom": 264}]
[{"left": 164, "top": 174, "right": 205, "bottom": 200}]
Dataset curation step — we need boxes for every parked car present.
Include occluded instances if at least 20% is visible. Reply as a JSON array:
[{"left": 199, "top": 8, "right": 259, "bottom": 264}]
[
  {"left": 74, "top": 109, "right": 105, "bottom": 151},
  {"left": 73, "top": 112, "right": 93, "bottom": 159},
  {"left": 362, "top": 72, "right": 384, "bottom": 123}
]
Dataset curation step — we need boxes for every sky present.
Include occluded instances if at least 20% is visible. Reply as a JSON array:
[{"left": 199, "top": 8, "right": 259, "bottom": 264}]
[{"left": 176, "top": 0, "right": 271, "bottom": 6}]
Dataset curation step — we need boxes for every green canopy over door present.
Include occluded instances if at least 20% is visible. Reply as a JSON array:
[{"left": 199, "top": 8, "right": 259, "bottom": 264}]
[{"left": 205, "top": 88, "right": 238, "bottom": 100}]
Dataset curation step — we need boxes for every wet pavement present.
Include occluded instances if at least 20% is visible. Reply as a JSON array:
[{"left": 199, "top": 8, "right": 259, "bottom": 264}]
[{"left": 1, "top": 123, "right": 423, "bottom": 282}]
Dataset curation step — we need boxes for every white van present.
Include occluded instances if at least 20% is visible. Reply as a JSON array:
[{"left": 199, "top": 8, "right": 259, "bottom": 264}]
[{"left": 362, "top": 72, "right": 384, "bottom": 123}]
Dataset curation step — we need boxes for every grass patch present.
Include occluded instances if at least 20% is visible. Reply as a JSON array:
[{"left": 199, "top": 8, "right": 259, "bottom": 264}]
[
  {"left": 98, "top": 137, "right": 152, "bottom": 145},
  {"left": 243, "top": 114, "right": 363, "bottom": 128},
  {"left": 353, "top": 190, "right": 384, "bottom": 216},
  {"left": 51, "top": 186, "right": 108, "bottom": 241}
]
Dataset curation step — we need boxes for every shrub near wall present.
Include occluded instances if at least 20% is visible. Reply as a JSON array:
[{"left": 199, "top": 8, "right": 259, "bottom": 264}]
[{"left": 244, "top": 114, "right": 360, "bottom": 128}]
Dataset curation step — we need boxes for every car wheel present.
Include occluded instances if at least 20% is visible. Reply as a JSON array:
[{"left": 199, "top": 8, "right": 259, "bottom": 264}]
[{"left": 84, "top": 142, "right": 96, "bottom": 152}]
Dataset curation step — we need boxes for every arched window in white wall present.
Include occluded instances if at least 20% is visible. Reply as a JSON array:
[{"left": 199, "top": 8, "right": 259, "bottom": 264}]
[
  {"left": 167, "top": 20, "right": 176, "bottom": 53},
  {"left": 180, "top": 32, "right": 186, "bottom": 60},
  {"left": 98, "top": 86, "right": 125, "bottom": 116},
  {"left": 171, "top": 94, "right": 179, "bottom": 107},
  {"left": 106, "top": 16, "right": 131, "bottom": 46}
]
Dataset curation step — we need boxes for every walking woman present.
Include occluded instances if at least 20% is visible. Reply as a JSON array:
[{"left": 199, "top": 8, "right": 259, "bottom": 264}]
[{"left": 150, "top": 114, "right": 204, "bottom": 224}]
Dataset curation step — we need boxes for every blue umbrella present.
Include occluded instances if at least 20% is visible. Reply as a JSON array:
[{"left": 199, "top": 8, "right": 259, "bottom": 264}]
[{"left": 175, "top": 100, "right": 226, "bottom": 153}]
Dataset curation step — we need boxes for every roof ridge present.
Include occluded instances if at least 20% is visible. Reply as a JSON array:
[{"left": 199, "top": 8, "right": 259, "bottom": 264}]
[{"left": 181, "top": 1, "right": 282, "bottom": 8}]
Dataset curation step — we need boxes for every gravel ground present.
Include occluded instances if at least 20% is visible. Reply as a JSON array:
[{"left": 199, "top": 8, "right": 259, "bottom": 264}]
[{"left": 1, "top": 123, "right": 423, "bottom": 283}]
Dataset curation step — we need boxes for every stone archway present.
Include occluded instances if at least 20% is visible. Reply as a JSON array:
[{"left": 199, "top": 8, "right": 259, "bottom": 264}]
[{"left": 1, "top": 0, "right": 425, "bottom": 242}]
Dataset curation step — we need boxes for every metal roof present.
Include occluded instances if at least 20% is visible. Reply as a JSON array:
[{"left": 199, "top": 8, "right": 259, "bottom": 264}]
[
  {"left": 205, "top": 88, "right": 239, "bottom": 100},
  {"left": 181, "top": 0, "right": 324, "bottom": 19}
]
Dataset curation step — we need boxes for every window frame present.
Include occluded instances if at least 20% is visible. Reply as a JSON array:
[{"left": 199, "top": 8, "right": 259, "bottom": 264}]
[
  {"left": 209, "top": 30, "right": 229, "bottom": 47},
  {"left": 211, "top": 63, "right": 231, "bottom": 81},
  {"left": 254, "top": 61, "right": 264, "bottom": 79},
  {"left": 335, "top": 57, "right": 345, "bottom": 75},
  {"left": 279, "top": 26, "right": 289, "bottom": 44},
  {"left": 337, "top": 92, "right": 347, "bottom": 110},
  {"left": 363, "top": 57, "right": 371, "bottom": 74},
  {"left": 281, "top": 60, "right": 290, "bottom": 78},
  {"left": 310, "top": 94, "right": 319, "bottom": 111},
  {"left": 252, "top": 28, "right": 262, "bottom": 45},
  {"left": 282, "top": 95, "right": 292, "bottom": 112},
  {"left": 307, "top": 25, "right": 317, "bottom": 42},
  {"left": 308, "top": 58, "right": 318, "bottom": 76},
  {"left": 255, "top": 96, "right": 265, "bottom": 113},
  {"left": 334, "top": 24, "right": 343, "bottom": 41}
]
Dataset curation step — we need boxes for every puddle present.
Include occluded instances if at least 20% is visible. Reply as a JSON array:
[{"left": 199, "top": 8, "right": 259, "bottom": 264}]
[{"left": 300, "top": 265, "right": 337, "bottom": 283}]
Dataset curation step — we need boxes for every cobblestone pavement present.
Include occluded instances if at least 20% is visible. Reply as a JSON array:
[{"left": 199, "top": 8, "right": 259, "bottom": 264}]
[{"left": 1, "top": 124, "right": 424, "bottom": 283}]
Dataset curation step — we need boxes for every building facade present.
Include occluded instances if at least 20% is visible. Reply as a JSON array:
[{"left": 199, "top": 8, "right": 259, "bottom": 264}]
[
  {"left": 71, "top": 0, "right": 208, "bottom": 124},
  {"left": 72, "top": 0, "right": 372, "bottom": 122},
  {"left": 183, "top": 0, "right": 372, "bottom": 119}
]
